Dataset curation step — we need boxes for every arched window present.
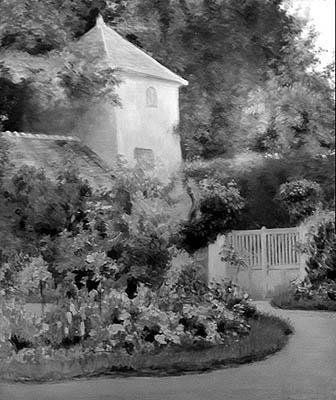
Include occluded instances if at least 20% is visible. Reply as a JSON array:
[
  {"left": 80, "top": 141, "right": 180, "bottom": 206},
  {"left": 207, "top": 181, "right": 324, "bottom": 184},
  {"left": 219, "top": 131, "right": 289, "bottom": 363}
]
[{"left": 146, "top": 87, "right": 158, "bottom": 107}]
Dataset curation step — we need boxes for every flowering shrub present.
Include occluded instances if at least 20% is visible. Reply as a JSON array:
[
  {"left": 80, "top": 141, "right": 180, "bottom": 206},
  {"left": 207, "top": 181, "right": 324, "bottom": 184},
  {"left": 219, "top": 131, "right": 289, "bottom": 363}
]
[
  {"left": 277, "top": 179, "right": 323, "bottom": 223},
  {"left": 0, "top": 162, "right": 253, "bottom": 370},
  {"left": 4, "top": 165, "right": 91, "bottom": 238},
  {"left": 0, "top": 277, "right": 255, "bottom": 364},
  {"left": 0, "top": 161, "right": 185, "bottom": 299},
  {"left": 48, "top": 167, "right": 180, "bottom": 294},
  {"left": 177, "top": 178, "right": 244, "bottom": 253}
]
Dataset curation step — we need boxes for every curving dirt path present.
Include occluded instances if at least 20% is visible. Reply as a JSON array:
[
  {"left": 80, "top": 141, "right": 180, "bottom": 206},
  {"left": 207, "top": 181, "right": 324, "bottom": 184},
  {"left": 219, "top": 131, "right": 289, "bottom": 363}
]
[{"left": 1, "top": 302, "right": 335, "bottom": 400}]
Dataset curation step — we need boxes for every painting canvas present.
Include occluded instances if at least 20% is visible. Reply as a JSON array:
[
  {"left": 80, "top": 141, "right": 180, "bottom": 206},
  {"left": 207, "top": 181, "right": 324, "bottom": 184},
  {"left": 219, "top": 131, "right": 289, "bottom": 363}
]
[{"left": 0, "top": 1, "right": 335, "bottom": 399}]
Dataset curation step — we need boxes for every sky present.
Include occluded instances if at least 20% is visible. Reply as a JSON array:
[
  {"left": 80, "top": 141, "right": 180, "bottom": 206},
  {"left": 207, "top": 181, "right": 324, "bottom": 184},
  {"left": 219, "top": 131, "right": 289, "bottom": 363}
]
[{"left": 287, "top": 0, "right": 335, "bottom": 67}]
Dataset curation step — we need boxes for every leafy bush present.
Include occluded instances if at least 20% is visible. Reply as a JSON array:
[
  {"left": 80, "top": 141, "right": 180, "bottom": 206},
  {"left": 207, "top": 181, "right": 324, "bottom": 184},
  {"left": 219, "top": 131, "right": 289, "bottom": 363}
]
[
  {"left": 0, "top": 136, "right": 11, "bottom": 182},
  {"left": 1, "top": 165, "right": 91, "bottom": 241},
  {"left": 271, "top": 280, "right": 336, "bottom": 311},
  {"left": 44, "top": 166, "right": 181, "bottom": 294},
  {"left": 0, "top": 294, "right": 41, "bottom": 357},
  {"left": 0, "top": 281, "right": 254, "bottom": 363},
  {"left": 0, "top": 251, "right": 256, "bottom": 362},
  {"left": 177, "top": 179, "right": 244, "bottom": 253},
  {"left": 0, "top": 162, "right": 182, "bottom": 295},
  {"left": 305, "top": 219, "right": 336, "bottom": 285},
  {"left": 272, "top": 214, "right": 336, "bottom": 311},
  {"left": 277, "top": 179, "right": 323, "bottom": 223},
  {"left": 184, "top": 153, "right": 334, "bottom": 229}
]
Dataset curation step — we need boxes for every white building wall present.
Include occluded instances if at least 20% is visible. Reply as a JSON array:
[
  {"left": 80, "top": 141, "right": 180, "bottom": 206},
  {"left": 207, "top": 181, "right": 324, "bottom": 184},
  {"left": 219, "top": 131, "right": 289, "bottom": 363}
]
[
  {"left": 73, "top": 102, "right": 118, "bottom": 164},
  {"left": 115, "top": 72, "right": 183, "bottom": 175}
]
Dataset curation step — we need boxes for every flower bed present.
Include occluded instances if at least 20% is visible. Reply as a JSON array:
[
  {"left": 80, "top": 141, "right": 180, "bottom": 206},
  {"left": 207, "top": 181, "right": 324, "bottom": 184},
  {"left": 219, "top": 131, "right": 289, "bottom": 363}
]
[
  {"left": 0, "top": 280, "right": 294, "bottom": 382},
  {"left": 0, "top": 312, "right": 292, "bottom": 382}
]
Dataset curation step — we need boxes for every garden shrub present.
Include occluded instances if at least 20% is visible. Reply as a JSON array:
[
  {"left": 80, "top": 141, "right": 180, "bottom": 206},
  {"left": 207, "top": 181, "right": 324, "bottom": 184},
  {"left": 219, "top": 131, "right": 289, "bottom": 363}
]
[
  {"left": 305, "top": 219, "right": 336, "bottom": 285},
  {"left": 6, "top": 166, "right": 91, "bottom": 236},
  {"left": 0, "top": 161, "right": 184, "bottom": 297},
  {"left": 0, "top": 294, "right": 41, "bottom": 356},
  {"left": 0, "top": 136, "right": 11, "bottom": 182},
  {"left": 46, "top": 168, "right": 180, "bottom": 294},
  {"left": 184, "top": 153, "right": 334, "bottom": 229},
  {"left": 277, "top": 179, "right": 323, "bottom": 224},
  {"left": 271, "top": 213, "right": 336, "bottom": 310},
  {"left": 271, "top": 280, "right": 336, "bottom": 311},
  {"left": 297, "top": 211, "right": 336, "bottom": 286},
  {"left": 177, "top": 178, "right": 244, "bottom": 253}
]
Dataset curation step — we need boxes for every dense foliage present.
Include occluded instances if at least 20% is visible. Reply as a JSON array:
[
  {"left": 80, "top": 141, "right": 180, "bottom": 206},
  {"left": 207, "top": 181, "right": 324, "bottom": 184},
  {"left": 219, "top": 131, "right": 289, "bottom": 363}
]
[
  {"left": 0, "top": 129, "right": 255, "bottom": 369},
  {"left": 0, "top": 168, "right": 172, "bottom": 292},
  {"left": 271, "top": 279, "right": 336, "bottom": 311},
  {"left": 0, "top": 258, "right": 257, "bottom": 366},
  {"left": 271, "top": 212, "right": 336, "bottom": 311},
  {"left": 177, "top": 179, "right": 244, "bottom": 252},
  {"left": 0, "top": 0, "right": 333, "bottom": 376},
  {"left": 305, "top": 219, "right": 336, "bottom": 286},
  {"left": 277, "top": 179, "right": 323, "bottom": 224},
  {"left": 0, "top": 0, "right": 334, "bottom": 157},
  {"left": 0, "top": 141, "right": 244, "bottom": 298},
  {"left": 0, "top": 164, "right": 91, "bottom": 255},
  {"left": 184, "top": 153, "right": 334, "bottom": 229}
]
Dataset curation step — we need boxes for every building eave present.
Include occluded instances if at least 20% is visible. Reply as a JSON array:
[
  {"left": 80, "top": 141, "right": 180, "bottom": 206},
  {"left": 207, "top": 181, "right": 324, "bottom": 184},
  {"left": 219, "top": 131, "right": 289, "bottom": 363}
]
[{"left": 113, "top": 67, "right": 188, "bottom": 86}]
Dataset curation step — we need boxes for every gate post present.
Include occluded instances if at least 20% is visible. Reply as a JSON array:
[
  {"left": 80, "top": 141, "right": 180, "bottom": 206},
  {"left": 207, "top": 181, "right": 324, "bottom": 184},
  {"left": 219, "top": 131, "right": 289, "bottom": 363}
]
[
  {"left": 298, "top": 226, "right": 308, "bottom": 280},
  {"left": 260, "top": 226, "right": 268, "bottom": 297}
]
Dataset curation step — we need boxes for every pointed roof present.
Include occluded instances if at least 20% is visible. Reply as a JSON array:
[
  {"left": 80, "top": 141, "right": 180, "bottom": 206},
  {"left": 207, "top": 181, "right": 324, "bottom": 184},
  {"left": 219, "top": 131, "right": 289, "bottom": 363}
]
[{"left": 75, "top": 15, "right": 188, "bottom": 86}]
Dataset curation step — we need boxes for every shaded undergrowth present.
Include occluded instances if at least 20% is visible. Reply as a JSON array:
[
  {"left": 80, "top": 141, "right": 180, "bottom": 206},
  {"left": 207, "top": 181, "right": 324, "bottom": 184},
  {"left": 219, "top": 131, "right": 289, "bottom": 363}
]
[{"left": 271, "top": 287, "right": 336, "bottom": 311}]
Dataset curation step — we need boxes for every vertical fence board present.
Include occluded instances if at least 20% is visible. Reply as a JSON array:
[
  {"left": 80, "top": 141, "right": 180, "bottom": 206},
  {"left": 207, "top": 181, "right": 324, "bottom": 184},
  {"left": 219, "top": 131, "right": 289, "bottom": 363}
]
[
  {"left": 209, "top": 227, "right": 303, "bottom": 297},
  {"left": 221, "top": 227, "right": 302, "bottom": 268}
]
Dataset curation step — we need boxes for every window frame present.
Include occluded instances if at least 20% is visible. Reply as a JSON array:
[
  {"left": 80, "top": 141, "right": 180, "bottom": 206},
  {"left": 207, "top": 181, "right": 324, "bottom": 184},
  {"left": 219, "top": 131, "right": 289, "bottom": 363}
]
[
  {"left": 146, "top": 86, "right": 158, "bottom": 108},
  {"left": 134, "top": 147, "right": 155, "bottom": 170}
]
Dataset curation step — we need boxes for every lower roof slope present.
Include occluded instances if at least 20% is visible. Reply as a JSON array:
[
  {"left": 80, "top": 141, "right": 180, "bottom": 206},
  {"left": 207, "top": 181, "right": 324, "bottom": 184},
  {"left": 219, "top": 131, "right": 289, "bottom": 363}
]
[{"left": 1, "top": 131, "right": 113, "bottom": 189}]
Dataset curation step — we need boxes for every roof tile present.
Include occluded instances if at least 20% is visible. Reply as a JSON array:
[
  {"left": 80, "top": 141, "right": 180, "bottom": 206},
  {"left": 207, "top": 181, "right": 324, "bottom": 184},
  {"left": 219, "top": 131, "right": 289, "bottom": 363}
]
[{"left": 2, "top": 132, "right": 113, "bottom": 189}]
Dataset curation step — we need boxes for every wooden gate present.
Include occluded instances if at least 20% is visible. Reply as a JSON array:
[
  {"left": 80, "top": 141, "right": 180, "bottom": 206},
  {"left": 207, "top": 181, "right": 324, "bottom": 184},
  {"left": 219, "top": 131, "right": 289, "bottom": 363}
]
[{"left": 208, "top": 227, "right": 307, "bottom": 298}]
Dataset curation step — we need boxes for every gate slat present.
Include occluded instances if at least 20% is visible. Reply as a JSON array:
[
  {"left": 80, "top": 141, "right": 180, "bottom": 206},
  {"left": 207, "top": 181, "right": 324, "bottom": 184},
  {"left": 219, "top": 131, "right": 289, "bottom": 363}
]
[
  {"left": 280, "top": 234, "right": 284, "bottom": 265},
  {"left": 209, "top": 226, "right": 303, "bottom": 298}
]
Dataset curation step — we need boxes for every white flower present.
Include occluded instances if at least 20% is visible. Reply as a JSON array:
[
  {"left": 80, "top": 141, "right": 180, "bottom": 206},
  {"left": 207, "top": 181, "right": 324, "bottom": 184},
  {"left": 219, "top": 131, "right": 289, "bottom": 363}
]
[
  {"left": 80, "top": 321, "right": 85, "bottom": 337},
  {"left": 66, "top": 311, "right": 72, "bottom": 324},
  {"left": 86, "top": 254, "right": 95, "bottom": 263},
  {"left": 69, "top": 303, "right": 77, "bottom": 315},
  {"left": 107, "top": 324, "right": 125, "bottom": 336},
  {"left": 154, "top": 334, "right": 167, "bottom": 345}
]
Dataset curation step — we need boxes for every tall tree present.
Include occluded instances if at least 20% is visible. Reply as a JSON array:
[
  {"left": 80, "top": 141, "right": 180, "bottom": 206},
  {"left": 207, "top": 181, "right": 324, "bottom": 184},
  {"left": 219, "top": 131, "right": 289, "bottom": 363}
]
[{"left": 0, "top": 0, "right": 334, "bottom": 158}]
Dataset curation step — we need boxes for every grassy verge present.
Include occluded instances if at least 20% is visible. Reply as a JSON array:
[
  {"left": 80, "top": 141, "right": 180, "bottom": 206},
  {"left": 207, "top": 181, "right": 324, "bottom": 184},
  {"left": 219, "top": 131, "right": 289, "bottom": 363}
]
[
  {"left": 271, "top": 287, "right": 336, "bottom": 311},
  {"left": 0, "top": 312, "right": 293, "bottom": 382}
]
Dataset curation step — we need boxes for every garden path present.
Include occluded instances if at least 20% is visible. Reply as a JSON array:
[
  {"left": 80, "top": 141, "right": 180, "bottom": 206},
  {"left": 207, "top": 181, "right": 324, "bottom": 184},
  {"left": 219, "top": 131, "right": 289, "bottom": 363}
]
[{"left": 1, "top": 302, "right": 335, "bottom": 400}]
